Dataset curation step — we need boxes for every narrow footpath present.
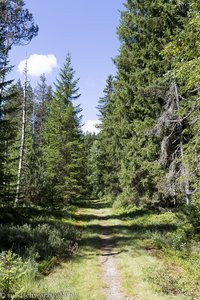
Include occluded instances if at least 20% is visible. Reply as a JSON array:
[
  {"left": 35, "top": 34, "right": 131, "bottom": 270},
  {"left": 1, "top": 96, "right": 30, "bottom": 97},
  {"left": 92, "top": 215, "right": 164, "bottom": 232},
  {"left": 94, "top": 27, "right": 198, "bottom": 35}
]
[
  {"left": 96, "top": 205, "right": 127, "bottom": 300},
  {"left": 76, "top": 200, "right": 134, "bottom": 300}
]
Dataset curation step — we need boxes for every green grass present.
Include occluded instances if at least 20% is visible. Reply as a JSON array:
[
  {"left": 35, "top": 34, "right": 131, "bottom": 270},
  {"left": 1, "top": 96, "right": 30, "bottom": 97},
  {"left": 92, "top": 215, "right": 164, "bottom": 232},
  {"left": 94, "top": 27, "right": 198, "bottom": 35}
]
[
  {"left": 23, "top": 250, "right": 105, "bottom": 300},
  {"left": 21, "top": 200, "right": 107, "bottom": 300},
  {"left": 43, "top": 249, "right": 105, "bottom": 300},
  {"left": 111, "top": 207, "right": 200, "bottom": 300}
]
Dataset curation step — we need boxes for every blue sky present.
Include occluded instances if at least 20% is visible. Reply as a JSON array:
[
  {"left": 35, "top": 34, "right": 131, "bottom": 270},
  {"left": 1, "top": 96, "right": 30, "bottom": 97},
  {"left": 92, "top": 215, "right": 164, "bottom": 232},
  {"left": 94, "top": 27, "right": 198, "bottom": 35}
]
[{"left": 9, "top": 0, "right": 124, "bottom": 132}]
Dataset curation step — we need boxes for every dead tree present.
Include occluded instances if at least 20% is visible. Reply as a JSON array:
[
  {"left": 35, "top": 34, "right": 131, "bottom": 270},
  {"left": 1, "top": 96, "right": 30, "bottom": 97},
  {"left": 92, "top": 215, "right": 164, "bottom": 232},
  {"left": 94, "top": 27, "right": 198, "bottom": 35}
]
[{"left": 15, "top": 59, "right": 27, "bottom": 206}]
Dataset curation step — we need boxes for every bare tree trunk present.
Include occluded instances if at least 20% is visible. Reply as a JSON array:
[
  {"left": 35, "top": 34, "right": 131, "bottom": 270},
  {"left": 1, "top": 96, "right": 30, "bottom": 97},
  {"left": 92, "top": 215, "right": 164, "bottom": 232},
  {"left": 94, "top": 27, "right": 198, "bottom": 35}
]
[{"left": 15, "top": 60, "right": 27, "bottom": 206}]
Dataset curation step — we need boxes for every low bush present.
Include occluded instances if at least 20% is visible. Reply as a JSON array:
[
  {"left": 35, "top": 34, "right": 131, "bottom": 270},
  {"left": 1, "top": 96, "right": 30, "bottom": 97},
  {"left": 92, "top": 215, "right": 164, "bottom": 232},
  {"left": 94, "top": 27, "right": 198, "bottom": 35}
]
[
  {"left": 0, "top": 223, "right": 78, "bottom": 262},
  {"left": 140, "top": 212, "right": 196, "bottom": 253}
]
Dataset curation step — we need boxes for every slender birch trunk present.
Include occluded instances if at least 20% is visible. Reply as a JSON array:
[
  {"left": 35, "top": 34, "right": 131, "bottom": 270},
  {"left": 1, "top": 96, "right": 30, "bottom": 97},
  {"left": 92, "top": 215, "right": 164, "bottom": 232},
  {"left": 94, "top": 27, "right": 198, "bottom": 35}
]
[{"left": 15, "top": 60, "right": 27, "bottom": 206}]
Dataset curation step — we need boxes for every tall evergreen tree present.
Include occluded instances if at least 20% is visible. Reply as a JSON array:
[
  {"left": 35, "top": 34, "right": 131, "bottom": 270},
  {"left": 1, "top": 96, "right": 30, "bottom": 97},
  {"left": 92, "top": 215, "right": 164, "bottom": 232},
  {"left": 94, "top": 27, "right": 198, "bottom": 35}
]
[
  {"left": 42, "top": 54, "right": 85, "bottom": 205},
  {"left": 98, "top": 0, "right": 191, "bottom": 208},
  {"left": 22, "top": 74, "right": 53, "bottom": 205},
  {"left": 154, "top": 0, "right": 200, "bottom": 206},
  {"left": 96, "top": 75, "right": 121, "bottom": 197}
]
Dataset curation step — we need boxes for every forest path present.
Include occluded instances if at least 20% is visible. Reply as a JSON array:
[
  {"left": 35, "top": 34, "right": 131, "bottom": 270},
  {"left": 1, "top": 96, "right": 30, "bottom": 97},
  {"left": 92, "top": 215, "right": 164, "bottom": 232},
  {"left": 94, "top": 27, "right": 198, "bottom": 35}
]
[
  {"left": 95, "top": 205, "right": 126, "bottom": 299},
  {"left": 46, "top": 199, "right": 190, "bottom": 300},
  {"left": 75, "top": 199, "right": 134, "bottom": 300},
  {"left": 73, "top": 200, "right": 188, "bottom": 300}
]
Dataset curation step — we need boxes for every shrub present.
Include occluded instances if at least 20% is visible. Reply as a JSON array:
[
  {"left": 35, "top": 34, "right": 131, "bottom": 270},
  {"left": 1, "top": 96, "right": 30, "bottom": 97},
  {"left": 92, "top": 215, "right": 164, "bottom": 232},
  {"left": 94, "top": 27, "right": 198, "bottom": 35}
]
[
  {"left": 141, "top": 212, "right": 196, "bottom": 253},
  {"left": 0, "top": 251, "right": 27, "bottom": 299},
  {"left": 145, "top": 230, "right": 167, "bottom": 250},
  {"left": 165, "top": 227, "right": 191, "bottom": 252},
  {"left": 0, "top": 223, "right": 78, "bottom": 261}
]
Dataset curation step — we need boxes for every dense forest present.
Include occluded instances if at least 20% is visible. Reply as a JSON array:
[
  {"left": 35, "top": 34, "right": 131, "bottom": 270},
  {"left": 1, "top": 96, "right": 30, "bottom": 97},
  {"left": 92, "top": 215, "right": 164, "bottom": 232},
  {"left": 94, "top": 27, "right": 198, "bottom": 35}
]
[{"left": 0, "top": 0, "right": 199, "bottom": 299}]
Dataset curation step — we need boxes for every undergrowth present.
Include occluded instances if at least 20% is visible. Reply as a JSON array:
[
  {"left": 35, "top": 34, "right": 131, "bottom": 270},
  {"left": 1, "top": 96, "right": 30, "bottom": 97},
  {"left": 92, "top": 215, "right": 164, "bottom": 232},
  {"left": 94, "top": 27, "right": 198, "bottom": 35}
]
[
  {"left": 145, "top": 260, "right": 200, "bottom": 299},
  {"left": 0, "top": 205, "right": 80, "bottom": 298},
  {"left": 113, "top": 203, "right": 200, "bottom": 299}
]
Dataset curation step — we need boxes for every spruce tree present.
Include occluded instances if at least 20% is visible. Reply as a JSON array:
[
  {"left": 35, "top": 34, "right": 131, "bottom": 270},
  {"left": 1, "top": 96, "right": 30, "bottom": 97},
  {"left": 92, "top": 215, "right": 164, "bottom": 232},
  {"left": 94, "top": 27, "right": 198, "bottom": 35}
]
[
  {"left": 42, "top": 54, "right": 85, "bottom": 205},
  {"left": 155, "top": 0, "right": 200, "bottom": 206},
  {"left": 100, "top": 0, "right": 191, "bottom": 207},
  {"left": 96, "top": 75, "right": 121, "bottom": 197},
  {"left": 21, "top": 75, "right": 53, "bottom": 205}
]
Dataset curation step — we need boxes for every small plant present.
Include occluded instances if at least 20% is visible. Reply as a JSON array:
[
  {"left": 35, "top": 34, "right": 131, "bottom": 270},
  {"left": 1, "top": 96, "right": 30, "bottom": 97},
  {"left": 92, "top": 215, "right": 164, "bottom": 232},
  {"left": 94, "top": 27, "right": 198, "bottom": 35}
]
[
  {"left": 0, "top": 250, "right": 27, "bottom": 299},
  {"left": 38, "top": 256, "right": 58, "bottom": 275},
  {"left": 145, "top": 230, "right": 166, "bottom": 249}
]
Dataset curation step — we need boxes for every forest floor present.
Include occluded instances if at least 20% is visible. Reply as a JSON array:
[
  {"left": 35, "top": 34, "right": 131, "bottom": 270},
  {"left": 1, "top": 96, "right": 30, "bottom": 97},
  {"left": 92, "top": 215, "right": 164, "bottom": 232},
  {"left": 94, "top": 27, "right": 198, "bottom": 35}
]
[{"left": 43, "top": 199, "right": 199, "bottom": 300}]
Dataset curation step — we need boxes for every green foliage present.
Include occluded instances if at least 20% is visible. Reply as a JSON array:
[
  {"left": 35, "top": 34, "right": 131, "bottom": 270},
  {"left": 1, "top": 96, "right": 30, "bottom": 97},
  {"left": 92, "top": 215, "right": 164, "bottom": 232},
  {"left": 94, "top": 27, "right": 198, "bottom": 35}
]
[
  {"left": 42, "top": 54, "right": 86, "bottom": 205},
  {"left": 87, "top": 140, "right": 105, "bottom": 197},
  {"left": 154, "top": 1, "right": 200, "bottom": 206},
  {"left": 96, "top": 0, "right": 200, "bottom": 211},
  {"left": 3, "top": 82, "right": 36, "bottom": 205},
  {"left": 145, "top": 260, "right": 200, "bottom": 299},
  {"left": 0, "top": 0, "right": 38, "bottom": 205},
  {"left": 82, "top": 132, "right": 97, "bottom": 196},
  {"left": 141, "top": 211, "right": 196, "bottom": 253},
  {"left": 0, "top": 223, "right": 78, "bottom": 261},
  {"left": 0, "top": 250, "right": 27, "bottom": 299},
  {"left": 38, "top": 256, "right": 58, "bottom": 275},
  {"left": 21, "top": 75, "right": 53, "bottom": 205},
  {"left": 96, "top": 0, "right": 192, "bottom": 208},
  {"left": 94, "top": 75, "right": 120, "bottom": 197}
]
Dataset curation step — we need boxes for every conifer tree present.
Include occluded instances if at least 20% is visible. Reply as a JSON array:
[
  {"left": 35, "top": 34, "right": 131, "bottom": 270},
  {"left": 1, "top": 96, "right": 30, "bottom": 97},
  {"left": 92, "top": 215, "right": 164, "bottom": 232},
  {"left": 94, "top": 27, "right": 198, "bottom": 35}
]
[
  {"left": 19, "top": 75, "right": 52, "bottom": 205},
  {"left": 42, "top": 54, "right": 85, "bottom": 205},
  {"left": 155, "top": 0, "right": 200, "bottom": 206},
  {"left": 15, "top": 61, "right": 28, "bottom": 206},
  {"left": 99, "top": 0, "right": 191, "bottom": 207},
  {"left": 82, "top": 132, "right": 97, "bottom": 196},
  {"left": 96, "top": 75, "right": 121, "bottom": 197}
]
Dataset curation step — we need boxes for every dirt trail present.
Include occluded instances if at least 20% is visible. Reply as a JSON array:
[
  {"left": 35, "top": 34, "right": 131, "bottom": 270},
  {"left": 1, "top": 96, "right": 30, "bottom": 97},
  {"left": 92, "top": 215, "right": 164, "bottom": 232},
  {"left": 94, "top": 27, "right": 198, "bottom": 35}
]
[
  {"left": 100, "top": 229, "right": 125, "bottom": 300},
  {"left": 94, "top": 205, "right": 133, "bottom": 300}
]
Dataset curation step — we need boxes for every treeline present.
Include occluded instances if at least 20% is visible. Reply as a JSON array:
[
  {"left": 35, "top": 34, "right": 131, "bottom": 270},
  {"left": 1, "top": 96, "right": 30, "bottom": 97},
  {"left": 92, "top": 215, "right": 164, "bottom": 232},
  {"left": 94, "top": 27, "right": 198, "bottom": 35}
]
[
  {"left": 89, "top": 0, "right": 200, "bottom": 216},
  {"left": 1, "top": 0, "right": 200, "bottom": 215},
  {"left": 0, "top": 1, "right": 89, "bottom": 208}
]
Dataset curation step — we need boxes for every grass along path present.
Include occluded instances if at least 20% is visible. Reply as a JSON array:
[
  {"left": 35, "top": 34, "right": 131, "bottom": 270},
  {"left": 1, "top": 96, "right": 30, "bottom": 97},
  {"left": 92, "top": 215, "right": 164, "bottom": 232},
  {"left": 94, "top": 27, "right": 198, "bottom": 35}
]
[{"left": 44, "top": 199, "right": 199, "bottom": 300}]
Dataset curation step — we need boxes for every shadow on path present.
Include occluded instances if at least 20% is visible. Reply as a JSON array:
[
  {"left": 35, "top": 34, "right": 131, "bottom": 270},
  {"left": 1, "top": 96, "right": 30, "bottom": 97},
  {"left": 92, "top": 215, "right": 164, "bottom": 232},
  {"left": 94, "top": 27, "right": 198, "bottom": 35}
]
[{"left": 74, "top": 199, "right": 177, "bottom": 254}]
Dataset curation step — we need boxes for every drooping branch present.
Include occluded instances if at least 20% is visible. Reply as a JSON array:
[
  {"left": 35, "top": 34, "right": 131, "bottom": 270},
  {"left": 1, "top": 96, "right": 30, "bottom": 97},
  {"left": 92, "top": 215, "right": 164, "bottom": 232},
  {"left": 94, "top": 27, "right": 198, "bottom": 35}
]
[{"left": 153, "top": 80, "right": 197, "bottom": 205}]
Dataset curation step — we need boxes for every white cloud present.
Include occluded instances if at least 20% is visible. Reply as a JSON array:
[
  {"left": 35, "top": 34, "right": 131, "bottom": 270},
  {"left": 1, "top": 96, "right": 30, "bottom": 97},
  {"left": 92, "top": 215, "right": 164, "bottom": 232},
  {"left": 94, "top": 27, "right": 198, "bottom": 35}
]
[
  {"left": 17, "top": 54, "right": 58, "bottom": 77},
  {"left": 82, "top": 120, "right": 101, "bottom": 134}
]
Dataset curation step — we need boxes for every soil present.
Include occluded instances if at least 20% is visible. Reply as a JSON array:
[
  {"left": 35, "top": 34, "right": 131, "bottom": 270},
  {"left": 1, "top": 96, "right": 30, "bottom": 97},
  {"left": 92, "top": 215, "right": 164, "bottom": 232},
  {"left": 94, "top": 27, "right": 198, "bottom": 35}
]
[{"left": 96, "top": 208, "right": 134, "bottom": 300}]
